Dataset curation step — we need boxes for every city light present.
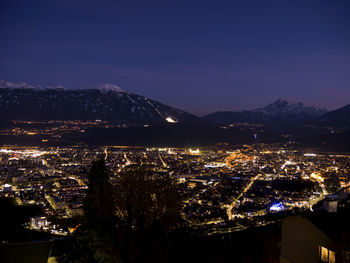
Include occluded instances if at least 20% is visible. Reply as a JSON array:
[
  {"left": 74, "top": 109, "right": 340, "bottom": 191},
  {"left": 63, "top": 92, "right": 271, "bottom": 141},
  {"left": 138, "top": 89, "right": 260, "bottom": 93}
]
[{"left": 270, "top": 202, "right": 284, "bottom": 212}]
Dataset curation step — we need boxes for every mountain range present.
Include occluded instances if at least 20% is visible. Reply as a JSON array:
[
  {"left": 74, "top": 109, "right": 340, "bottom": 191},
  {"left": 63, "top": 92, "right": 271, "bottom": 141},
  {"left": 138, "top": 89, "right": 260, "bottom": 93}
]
[
  {"left": 203, "top": 99, "right": 329, "bottom": 125},
  {"left": 0, "top": 80, "right": 199, "bottom": 125},
  {"left": 0, "top": 80, "right": 349, "bottom": 128}
]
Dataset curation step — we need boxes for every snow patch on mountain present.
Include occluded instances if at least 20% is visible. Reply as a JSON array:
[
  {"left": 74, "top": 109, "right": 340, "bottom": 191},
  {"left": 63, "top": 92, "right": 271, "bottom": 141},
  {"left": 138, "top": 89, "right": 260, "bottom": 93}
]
[
  {"left": 0, "top": 79, "right": 201, "bottom": 125},
  {"left": 255, "top": 99, "right": 327, "bottom": 116},
  {"left": 82, "top": 83, "right": 128, "bottom": 93},
  {"left": 0, "top": 80, "right": 128, "bottom": 94},
  {"left": 0, "top": 80, "right": 65, "bottom": 91}
]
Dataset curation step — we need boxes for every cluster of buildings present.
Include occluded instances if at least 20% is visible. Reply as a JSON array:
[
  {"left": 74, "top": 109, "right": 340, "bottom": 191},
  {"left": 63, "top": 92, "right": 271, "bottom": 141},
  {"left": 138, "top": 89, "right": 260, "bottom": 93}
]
[{"left": 0, "top": 144, "right": 349, "bottom": 235}]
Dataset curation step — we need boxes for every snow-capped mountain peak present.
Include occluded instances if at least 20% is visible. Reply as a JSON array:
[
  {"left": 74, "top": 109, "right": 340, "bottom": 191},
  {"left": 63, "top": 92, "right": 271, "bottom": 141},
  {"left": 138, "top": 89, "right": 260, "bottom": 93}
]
[
  {"left": 83, "top": 83, "right": 129, "bottom": 93},
  {"left": 255, "top": 99, "right": 327, "bottom": 116},
  {"left": 0, "top": 79, "right": 200, "bottom": 125},
  {"left": 0, "top": 80, "right": 38, "bottom": 90},
  {"left": 0, "top": 80, "right": 129, "bottom": 93},
  {"left": 0, "top": 80, "right": 63, "bottom": 91}
]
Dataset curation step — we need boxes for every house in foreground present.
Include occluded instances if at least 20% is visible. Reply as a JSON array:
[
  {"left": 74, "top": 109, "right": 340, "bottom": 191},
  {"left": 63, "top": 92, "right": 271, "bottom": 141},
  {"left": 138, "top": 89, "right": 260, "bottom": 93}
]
[{"left": 280, "top": 205, "right": 350, "bottom": 263}]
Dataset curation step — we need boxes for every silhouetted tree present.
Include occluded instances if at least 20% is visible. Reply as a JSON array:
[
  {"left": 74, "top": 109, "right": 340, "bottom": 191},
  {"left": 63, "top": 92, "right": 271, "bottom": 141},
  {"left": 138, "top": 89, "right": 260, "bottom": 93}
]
[
  {"left": 66, "top": 161, "right": 182, "bottom": 263},
  {"left": 114, "top": 165, "right": 182, "bottom": 263},
  {"left": 66, "top": 159, "right": 122, "bottom": 263},
  {"left": 84, "top": 158, "right": 114, "bottom": 227}
]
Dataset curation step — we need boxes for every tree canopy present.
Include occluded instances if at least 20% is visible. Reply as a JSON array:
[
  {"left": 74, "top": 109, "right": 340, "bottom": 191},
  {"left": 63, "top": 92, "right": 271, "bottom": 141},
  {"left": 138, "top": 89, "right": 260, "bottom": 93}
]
[
  {"left": 83, "top": 159, "right": 114, "bottom": 227},
  {"left": 68, "top": 160, "right": 182, "bottom": 263},
  {"left": 114, "top": 165, "right": 182, "bottom": 233}
]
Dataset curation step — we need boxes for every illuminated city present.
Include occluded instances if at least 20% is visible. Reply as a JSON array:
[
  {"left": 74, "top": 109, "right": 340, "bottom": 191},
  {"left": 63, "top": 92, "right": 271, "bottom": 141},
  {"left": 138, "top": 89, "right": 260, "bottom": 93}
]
[
  {"left": 1, "top": 144, "right": 349, "bottom": 235},
  {"left": 1, "top": 1, "right": 350, "bottom": 262}
]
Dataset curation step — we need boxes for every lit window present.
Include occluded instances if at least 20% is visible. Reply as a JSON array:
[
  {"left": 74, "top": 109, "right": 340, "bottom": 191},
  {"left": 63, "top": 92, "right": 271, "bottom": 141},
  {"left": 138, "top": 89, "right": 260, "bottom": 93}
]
[
  {"left": 321, "top": 246, "right": 328, "bottom": 262},
  {"left": 319, "top": 246, "right": 336, "bottom": 263},
  {"left": 329, "top": 250, "right": 336, "bottom": 263}
]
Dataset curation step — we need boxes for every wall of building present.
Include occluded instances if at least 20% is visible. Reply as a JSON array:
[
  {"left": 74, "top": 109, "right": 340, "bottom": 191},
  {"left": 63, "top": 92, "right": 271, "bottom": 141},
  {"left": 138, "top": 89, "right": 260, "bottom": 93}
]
[{"left": 280, "top": 216, "right": 339, "bottom": 263}]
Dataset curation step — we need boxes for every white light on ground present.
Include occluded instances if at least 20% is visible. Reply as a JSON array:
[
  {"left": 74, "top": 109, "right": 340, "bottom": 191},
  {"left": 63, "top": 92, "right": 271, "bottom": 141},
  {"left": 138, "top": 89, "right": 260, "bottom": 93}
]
[{"left": 165, "top": 116, "right": 177, "bottom": 123}]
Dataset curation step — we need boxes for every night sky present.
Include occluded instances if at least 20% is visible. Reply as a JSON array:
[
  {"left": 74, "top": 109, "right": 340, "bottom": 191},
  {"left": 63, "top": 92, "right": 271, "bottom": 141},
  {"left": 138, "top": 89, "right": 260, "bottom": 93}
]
[{"left": 1, "top": 0, "right": 349, "bottom": 115}]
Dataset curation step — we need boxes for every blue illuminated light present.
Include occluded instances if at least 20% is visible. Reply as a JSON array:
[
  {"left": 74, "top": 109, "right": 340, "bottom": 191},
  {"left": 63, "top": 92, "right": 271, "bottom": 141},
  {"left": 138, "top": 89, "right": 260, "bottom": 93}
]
[{"left": 270, "top": 202, "right": 284, "bottom": 212}]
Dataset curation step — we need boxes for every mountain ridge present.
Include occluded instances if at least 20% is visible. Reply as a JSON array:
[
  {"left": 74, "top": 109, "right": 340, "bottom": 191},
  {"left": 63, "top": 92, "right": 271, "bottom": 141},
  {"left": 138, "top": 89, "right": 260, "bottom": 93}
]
[
  {"left": 254, "top": 98, "right": 327, "bottom": 116},
  {"left": 317, "top": 104, "right": 350, "bottom": 127},
  {"left": 0, "top": 80, "right": 201, "bottom": 126},
  {"left": 203, "top": 99, "right": 328, "bottom": 125},
  {"left": 1, "top": 80, "right": 349, "bottom": 128}
]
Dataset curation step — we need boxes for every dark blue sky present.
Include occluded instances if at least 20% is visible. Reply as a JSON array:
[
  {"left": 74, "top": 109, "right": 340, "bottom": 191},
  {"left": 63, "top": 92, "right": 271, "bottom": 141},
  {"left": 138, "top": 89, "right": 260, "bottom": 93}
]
[{"left": 1, "top": 0, "right": 349, "bottom": 115}]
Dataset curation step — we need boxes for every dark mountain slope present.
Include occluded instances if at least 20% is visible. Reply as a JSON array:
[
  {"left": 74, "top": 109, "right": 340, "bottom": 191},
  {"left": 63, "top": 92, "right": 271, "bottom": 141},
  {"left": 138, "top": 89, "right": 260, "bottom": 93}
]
[{"left": 0, "top": 81, "right": 200, "bottom": 125}]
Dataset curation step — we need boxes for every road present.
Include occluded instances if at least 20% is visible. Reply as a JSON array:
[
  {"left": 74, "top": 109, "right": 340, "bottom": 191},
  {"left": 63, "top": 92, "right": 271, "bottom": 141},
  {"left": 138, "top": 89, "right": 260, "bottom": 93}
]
[
  {"left": 225, "top": 173, "right": 263, "bottom": 220},
  {"left": 158, "top": 152, "right": 168, "bottom": 168}
]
